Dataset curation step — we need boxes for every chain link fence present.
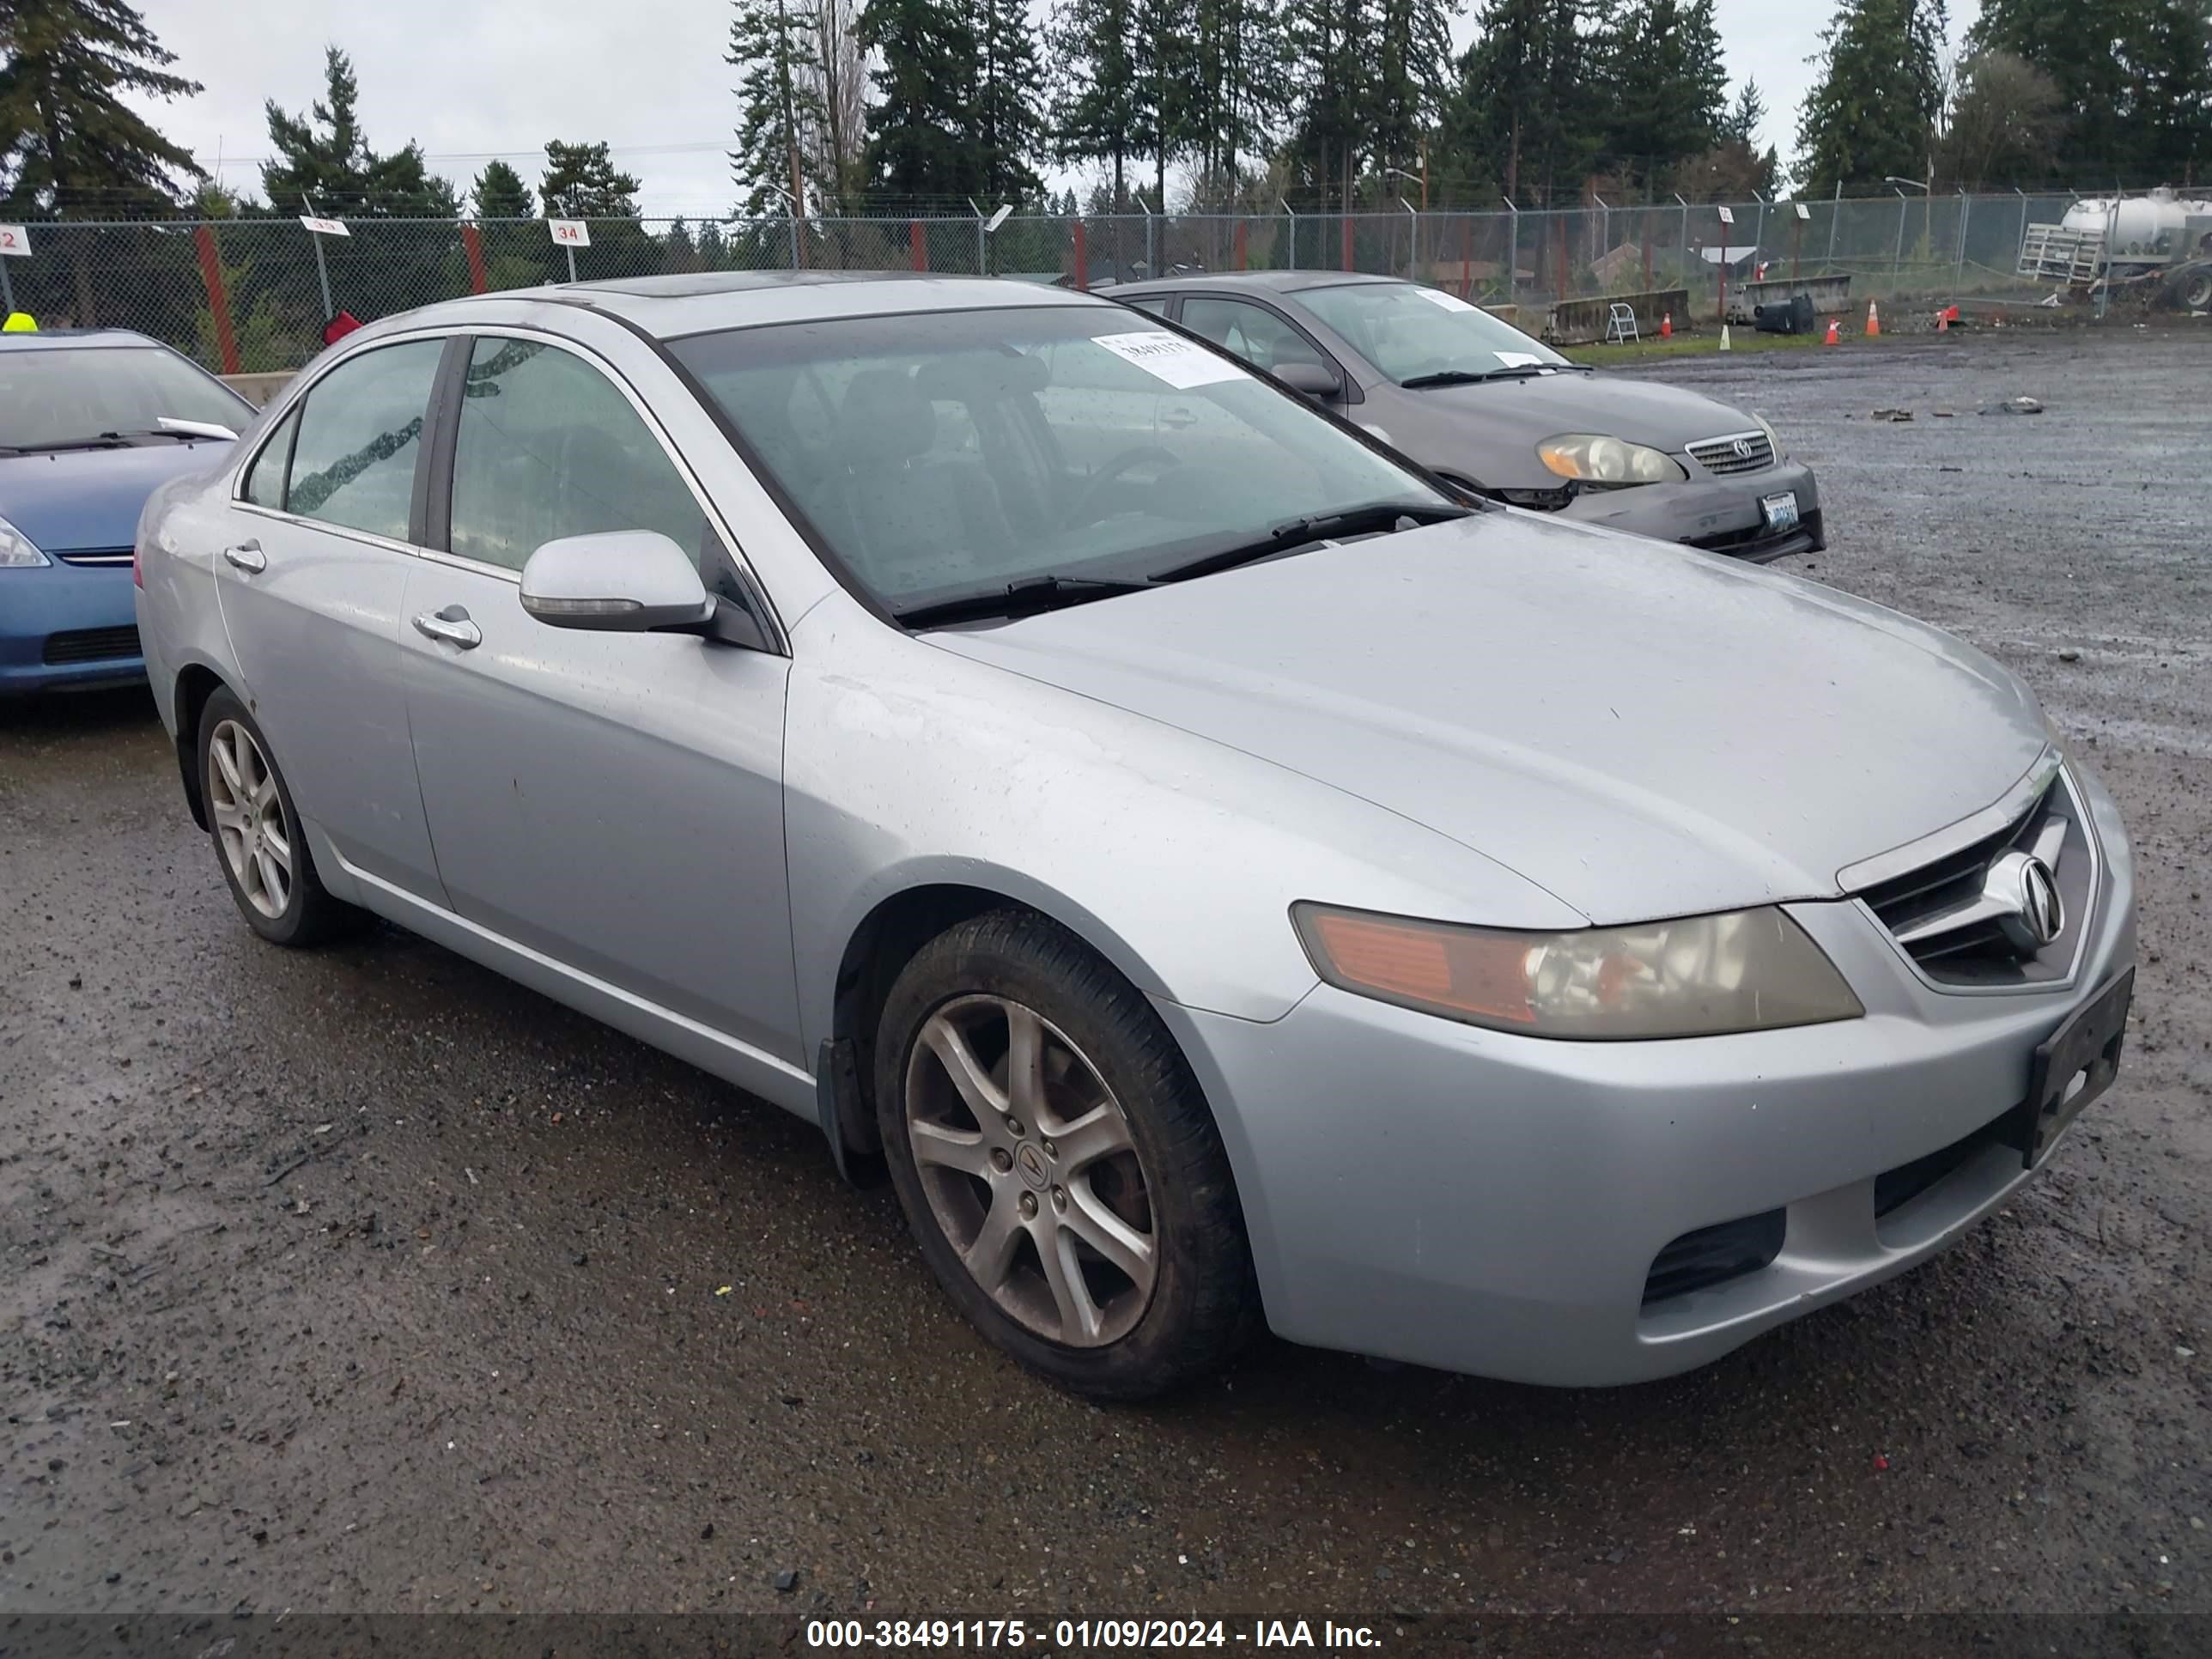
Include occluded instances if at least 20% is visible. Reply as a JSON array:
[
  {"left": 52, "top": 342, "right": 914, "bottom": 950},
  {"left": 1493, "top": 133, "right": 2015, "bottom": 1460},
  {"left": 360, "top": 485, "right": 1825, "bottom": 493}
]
[{"left": 0, "top": 191, "right": 2127, "bottom": 376}]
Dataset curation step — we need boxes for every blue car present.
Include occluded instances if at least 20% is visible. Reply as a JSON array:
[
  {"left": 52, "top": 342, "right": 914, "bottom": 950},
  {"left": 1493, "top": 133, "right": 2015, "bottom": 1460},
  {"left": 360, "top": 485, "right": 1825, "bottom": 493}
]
[{"left": 1, "top": 329, "right": 257, "bottom": 693}]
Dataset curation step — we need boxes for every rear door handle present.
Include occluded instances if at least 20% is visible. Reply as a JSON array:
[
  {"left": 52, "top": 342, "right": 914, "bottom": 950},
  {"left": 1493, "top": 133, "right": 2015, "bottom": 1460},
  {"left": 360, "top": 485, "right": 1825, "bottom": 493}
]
[
  {"left": 222, "top": 539, "right": 265, "bottom": 574},
  {"left": 411, "top": 605, "right": 482, "bottom": 649}
]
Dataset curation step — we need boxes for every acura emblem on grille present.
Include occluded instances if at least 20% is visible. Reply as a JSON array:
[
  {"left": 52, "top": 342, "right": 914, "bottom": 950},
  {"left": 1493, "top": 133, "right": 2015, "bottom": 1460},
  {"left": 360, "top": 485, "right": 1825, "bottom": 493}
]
[{"left": 1984, "top": 850, "right": 2064, "bottom": 953}]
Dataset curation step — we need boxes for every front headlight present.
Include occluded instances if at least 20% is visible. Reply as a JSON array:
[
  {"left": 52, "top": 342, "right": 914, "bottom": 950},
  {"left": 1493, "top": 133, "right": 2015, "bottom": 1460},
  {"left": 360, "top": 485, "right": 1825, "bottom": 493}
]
[
  {"left": 1753, "top": 412, "right": 1787, "bottom": 460},
  {"left": 0, "top": 514, "right": 50, "bottom": 568},
  {"left": 1536, "top": 433, "right": 1686, "bottom": 487},
  {"left": 1292, "top": 902, "right": 1863, "bottom": 1039}
]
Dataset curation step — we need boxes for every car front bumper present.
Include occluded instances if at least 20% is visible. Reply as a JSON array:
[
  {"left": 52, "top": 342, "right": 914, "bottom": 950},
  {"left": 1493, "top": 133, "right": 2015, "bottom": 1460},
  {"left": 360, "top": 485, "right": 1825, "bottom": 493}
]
[
  {"left": 1559, "top": 458, "right": 1823, "bottom": 562},
  {"left": 0, "top": 559, "right": 144, "bottom": 694},
  {"left": 1157, "top": 764, "right": 2136, "bottom": 1387}
]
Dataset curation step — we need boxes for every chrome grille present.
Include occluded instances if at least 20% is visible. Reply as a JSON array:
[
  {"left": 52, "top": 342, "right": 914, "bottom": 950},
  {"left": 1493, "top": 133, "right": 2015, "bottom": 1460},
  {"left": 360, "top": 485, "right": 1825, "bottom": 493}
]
[
  {"left": 1853, "top": 769, "right": 2093, "bottom": 988},
  {"left": 55, "top": 546, "right": 135, "bottom": 567},
  {"left": 1686, "top": 430, "right": 1774, "bottom": 475}
]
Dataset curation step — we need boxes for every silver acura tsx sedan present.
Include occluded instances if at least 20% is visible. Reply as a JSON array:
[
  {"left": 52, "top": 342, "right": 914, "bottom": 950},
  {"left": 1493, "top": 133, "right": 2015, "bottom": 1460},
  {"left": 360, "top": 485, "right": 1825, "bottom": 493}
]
[{"left": 137, "top": 272, "right": 2136, "bottom": 1399}]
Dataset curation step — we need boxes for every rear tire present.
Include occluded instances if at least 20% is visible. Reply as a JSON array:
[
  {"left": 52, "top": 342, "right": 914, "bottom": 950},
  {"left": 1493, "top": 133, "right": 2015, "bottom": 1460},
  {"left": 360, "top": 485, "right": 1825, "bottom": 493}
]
[
  {"left": 196, "top": 687, "right": 359, "bottom": 946},
  {"left": 875, "top": 909, "right": 1257, "bottom": 1398}
]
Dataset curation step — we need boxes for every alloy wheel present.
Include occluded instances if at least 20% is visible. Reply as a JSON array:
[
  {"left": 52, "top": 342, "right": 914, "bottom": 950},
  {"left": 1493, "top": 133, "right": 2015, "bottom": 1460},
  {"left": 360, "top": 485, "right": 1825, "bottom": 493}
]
[
  {"left": 207, "top": 719, "right": 293, "bottom": 920},
  {"left": 902, "top": 994, "right": 1158, "bottom": 1347}
]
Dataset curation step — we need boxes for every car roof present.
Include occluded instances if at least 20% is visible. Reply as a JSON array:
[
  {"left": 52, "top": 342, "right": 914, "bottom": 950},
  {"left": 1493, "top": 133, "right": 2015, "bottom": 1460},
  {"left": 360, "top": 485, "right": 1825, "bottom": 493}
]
[
  {"left": 403, "top": 269, "right": 1109, "bottom": 341},
  {"left": 0, "top": 326, "right": 167, "bottom": 353},
  {"left": 1097, "top": 270, "right": 1404, "bottom": 301}
]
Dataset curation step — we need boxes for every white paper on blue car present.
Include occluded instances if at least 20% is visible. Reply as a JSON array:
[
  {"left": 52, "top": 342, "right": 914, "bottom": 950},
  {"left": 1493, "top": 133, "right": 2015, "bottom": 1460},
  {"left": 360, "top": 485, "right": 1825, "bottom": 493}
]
[{"left": 1095, "top": 331, "right": 1249, "bottom": 390}]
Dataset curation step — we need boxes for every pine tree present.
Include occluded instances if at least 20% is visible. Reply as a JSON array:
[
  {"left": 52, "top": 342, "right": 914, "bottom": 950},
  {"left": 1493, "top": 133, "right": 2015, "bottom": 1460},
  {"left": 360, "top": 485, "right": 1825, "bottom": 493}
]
[
  {"left": 262, "top": 47, "right": 459, "bottom": 217},
  {"left": 1439, "top": 0, "right": 1597, "bottom": 204},
  {"left": 539, "top": 140, "right": 641, "bottom": 218},
  {"left": 808, "top": 0, "right": 868, "bottom": 208},
  {"left": 1720, "top": 80, "right": 1765, "bottom": 148},
  {"left": 971, "top": 0, "right": 1046, "bottom": 203},
  {"left": 1049, "top": 0, "right": 1144, "bottom": 206},
  {"left": 1369, "top": 0, "right": 1453, "bottom": 181},
  {"left": 1283, "top": 0, "right": 1370, "bottom": 210},
  {"left": 0, "top": 0, "right": 203, "bottom": 216},
  {"left": 1793, "top": 0, "right": 1948, "bottom": 196},
  {"left": 860, "top": 0, "right": 975, "bottom": 202},
  {"left": 729, "top": 0, "right": 828, "bottom": 216},
  {"left": 471, "top": 158, "right": 534, "bottom": 220},
  {"left": 1182, "top": 0, "right": 1288, "bottom": 195},
  {"left": 1597, "top": 0, "right": 1729, "bottom": 188}
]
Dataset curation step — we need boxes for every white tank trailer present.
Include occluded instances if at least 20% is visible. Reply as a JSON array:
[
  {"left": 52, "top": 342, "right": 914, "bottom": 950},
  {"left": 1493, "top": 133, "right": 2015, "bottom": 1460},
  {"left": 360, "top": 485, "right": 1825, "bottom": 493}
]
[{"left": 2018, "top": 187, "right": 2212, "bottom": 307}]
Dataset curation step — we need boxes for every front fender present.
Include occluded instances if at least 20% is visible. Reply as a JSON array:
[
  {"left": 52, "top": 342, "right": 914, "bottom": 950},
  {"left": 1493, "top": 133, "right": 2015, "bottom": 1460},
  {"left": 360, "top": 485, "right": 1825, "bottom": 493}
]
[{"left": 781, "top": 594, "right": 1582, "bottom": 1059}]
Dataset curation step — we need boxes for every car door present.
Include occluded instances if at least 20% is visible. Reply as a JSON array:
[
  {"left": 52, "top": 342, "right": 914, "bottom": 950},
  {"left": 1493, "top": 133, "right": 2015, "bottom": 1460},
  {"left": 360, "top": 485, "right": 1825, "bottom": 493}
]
[
  {"left": 398, "top": 331, "right": 802, "bottom": 1064},
  {"left": 216, "top": 337, "right": 450, "bottom": 903}
]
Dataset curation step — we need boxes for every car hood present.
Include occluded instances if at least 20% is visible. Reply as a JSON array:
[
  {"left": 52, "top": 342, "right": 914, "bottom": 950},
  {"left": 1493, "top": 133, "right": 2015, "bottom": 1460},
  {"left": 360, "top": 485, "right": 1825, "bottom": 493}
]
[
  {"left": 928, "top": 513, "right": 2047, "bottom": 924},
  {"left": 0, "top": 440, "right": 234, "bottom": 554},
  {"left": 1395, "top": 368, "right": 1759, "bottom": 465}
]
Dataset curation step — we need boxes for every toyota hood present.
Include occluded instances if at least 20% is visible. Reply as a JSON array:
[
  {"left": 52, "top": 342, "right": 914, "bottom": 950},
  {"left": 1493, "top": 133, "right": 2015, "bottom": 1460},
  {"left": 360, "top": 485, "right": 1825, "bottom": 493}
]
[
  {"left": 928, "top": 513, "right": 2048, "bottom": 923},
  {"left": 1398, "top": 369, "right": 1762, "bottom": 478},
  {"left": 0, "top": 440, "right": 234, "bottom": 554}
]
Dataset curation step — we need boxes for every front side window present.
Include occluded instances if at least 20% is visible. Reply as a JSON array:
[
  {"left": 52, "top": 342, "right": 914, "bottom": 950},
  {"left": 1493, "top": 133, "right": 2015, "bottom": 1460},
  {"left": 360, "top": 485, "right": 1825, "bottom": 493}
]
[
  {"left": 1181, "top": 298, "right": 1328, "bottom": 377},
  {"left": 0, "top": 345, "right": 252, "bottom": 452},
  {"left": 447, "top": 337, "right": 726, "bottom": 576},
  {"left": 241, "top": 407, "right": 300, "bottom": 510},
  {"left": 668, "top": 307, "right": 1443, "bottom": 615},
  {"left": 1296, "top": 282, "right": 1571, "bottom": 383},
  {"left": 285, "top": 340, "right": 445, "bottom": 541}
]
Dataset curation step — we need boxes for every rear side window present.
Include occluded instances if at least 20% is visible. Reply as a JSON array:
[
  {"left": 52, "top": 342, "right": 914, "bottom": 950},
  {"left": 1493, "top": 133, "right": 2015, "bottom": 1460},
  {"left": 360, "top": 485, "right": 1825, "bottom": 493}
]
[
  {"left": 447, "top": 337, "right": 725, "bottom": 576},
  {"left": 241, "top": 407, "right": 299, "bottom": 510},
  {"left": 1123, "top": 297, "right": 1171, "bottom": 317},
  {"left": 285, "top": 341, "right": 444, "bottom": 541}
]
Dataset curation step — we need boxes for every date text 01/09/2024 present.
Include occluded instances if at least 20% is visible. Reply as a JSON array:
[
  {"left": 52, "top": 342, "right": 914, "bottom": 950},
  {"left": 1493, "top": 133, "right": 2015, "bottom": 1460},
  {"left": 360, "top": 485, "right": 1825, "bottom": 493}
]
[{"left": 803, "top": 1618, "right": 1384, "bottom": 1649}]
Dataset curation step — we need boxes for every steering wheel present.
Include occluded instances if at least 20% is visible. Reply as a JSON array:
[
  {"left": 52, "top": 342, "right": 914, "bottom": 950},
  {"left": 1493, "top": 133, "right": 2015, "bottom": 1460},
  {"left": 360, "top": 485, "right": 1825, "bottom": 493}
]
[{"left": 1062, "top": 445, "right": 1182, "bottom": 529}]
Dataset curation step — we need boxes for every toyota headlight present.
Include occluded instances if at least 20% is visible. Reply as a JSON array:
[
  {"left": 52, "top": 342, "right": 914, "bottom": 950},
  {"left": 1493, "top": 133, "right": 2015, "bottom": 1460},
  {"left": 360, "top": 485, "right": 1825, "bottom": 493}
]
[
  {"left": 1292, "top": 902, "right": 1863, "bottom": 1040},
  {"left": 1536, "top": 433, "right": 1686, "bottom": 487},
  {"left": 1753, "top": 412, "right": 1787, "bottom": 460},
  {"left": 0, "top": 514, "right": 50, "bottom": 568}
]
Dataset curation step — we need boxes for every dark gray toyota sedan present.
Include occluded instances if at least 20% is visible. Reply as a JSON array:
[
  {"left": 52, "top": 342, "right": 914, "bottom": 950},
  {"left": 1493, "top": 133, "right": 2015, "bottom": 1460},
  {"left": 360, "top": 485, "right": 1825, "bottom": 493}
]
[{"left": 1101, "top": 271, "right": 1823, "bottom": 562}]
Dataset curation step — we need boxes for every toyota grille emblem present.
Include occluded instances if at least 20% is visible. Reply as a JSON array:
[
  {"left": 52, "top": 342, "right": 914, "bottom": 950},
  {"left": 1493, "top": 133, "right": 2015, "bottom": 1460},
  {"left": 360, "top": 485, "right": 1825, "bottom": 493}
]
[{"left": 1731, "top": 437, "right": 1755, "bottom": 459}]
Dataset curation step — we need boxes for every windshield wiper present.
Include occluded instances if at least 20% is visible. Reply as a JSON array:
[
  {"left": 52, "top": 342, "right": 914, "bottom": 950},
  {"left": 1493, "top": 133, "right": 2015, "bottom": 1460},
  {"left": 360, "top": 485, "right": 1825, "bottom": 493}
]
[
  {"left": 1400, "top": 364, "right": 1584, "bottom": 388},
  {"left": 895, "top": 574, "right": 1153, "bottom": 628},
  {"left": 2, "top": 434, "right": 133, "bottom": 454},
  {"left": 1150, "top": 501, "right": 1470, "bottom": 585}
]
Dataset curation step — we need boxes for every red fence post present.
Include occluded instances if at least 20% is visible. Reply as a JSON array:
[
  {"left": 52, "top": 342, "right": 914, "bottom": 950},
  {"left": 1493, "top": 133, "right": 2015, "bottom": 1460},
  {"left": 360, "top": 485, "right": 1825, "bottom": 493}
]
[
  {"left": 1072, "top": 219, "right": 1089, "bottom": 289},
  {"left": 1234, "top": 219, "right": 1248, "bottom": 270},
  {"left": 1340, "top": 215, "right": 1352, "bottom": 271},
  {"left": 460, "top": 223, "right": 489, "bottom": 295},
  {"left": 910, "top": 221, "right": 927, "bottom": 272},
  {"left": 192, "top": 226, "right": 241, "bottom": 376}
]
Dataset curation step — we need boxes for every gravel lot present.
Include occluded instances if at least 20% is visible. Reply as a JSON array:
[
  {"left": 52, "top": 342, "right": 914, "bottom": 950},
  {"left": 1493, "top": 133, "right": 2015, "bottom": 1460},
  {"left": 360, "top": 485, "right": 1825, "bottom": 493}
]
[{"left": 3, "top": 331, "right": 2207, "bottom": 1644}]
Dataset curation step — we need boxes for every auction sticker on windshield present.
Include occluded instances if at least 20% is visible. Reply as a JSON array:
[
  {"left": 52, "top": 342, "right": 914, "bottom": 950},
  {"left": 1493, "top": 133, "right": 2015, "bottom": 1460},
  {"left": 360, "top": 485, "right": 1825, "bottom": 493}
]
[{"left": 1095, "top": 331, "right": 1248, "bottom": 390}]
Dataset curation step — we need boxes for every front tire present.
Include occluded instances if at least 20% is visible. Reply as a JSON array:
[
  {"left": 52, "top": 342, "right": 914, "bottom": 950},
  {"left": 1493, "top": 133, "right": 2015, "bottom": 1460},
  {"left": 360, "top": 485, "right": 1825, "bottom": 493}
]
[
  {"left": 875, "top": 910, "right": 1257, "bottom": 1398},
  {"left": 197, "top": 687, "right": 358, "bottom": 946}
]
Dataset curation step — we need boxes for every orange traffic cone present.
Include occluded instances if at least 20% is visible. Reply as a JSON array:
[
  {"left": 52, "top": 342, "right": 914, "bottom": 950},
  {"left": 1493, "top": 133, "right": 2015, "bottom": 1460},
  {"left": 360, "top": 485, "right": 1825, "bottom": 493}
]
[
  {"left": 1866, "top": 301, "right": 1881, "bottom": 338},
  {"left": 1660, "top": 311, "right": 1672, "bottom": 338},
  {"left": 1824, "top": 316, "right": 1839, "bottom": 345}
]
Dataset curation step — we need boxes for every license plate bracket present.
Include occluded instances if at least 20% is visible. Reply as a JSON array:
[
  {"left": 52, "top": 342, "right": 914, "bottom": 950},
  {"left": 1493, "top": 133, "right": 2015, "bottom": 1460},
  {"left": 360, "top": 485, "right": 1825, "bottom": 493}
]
[
  {"left": 1759, "top": 491, "right": 1801, "bottom": 533},
  {"left": 2014, "top": 966, "right": 2133, "bottom": 1167}
]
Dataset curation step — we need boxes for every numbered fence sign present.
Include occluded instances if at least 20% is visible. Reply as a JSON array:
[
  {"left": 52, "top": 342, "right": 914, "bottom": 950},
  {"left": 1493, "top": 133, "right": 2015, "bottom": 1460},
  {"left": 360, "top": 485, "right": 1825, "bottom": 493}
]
[
  {"left": 1716, "top": 205, "right": 1735, "bottom": 226},
  {"left": 299, "top": 216, "right": 350, "bottom": 237},
  {"left": 0, "top": 224, "right": 30, "bottom": 258},
  {"left": 549, "top": 220, "right": 591, "bottom": 247}
]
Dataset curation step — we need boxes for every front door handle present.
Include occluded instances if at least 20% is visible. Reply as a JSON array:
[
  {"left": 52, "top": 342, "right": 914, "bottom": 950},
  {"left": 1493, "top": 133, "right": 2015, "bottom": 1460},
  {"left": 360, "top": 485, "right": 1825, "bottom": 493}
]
[
  {"left": 222, "top": 539, "right": 265, "bottom": 574},
  {"left": 411, "top": 605, "right": 482, "bottom": 649}
]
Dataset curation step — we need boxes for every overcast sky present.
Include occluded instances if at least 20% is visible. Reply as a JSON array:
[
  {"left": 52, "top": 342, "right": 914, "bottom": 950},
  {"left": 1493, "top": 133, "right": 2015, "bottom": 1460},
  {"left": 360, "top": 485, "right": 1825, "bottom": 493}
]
[{"left": 137, "top": 0, "right": 1984, "bottom": 219}]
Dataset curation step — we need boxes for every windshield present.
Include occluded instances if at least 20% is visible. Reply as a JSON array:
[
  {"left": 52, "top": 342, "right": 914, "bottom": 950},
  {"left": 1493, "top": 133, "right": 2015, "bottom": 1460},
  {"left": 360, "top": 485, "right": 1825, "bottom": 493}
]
[
  {"left": 666, "top": 306, "right": 1447, "bottom": 615},
  {"left": 1297, "top": 283, "right": 1572, "bottom": 384},
  {"left": 0, "top": 346, "right": 250, "bottom": 450}
]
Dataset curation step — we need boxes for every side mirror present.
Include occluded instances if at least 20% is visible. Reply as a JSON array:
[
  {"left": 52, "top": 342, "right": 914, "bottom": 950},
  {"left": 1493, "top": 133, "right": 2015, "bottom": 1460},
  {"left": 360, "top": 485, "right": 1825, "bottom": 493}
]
[
  {"left": 520, "top": 531, "right": 714, "bottom": 633},
  {"left": 1272, "top": 361, "right": 1343, "bottom": 400}
]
